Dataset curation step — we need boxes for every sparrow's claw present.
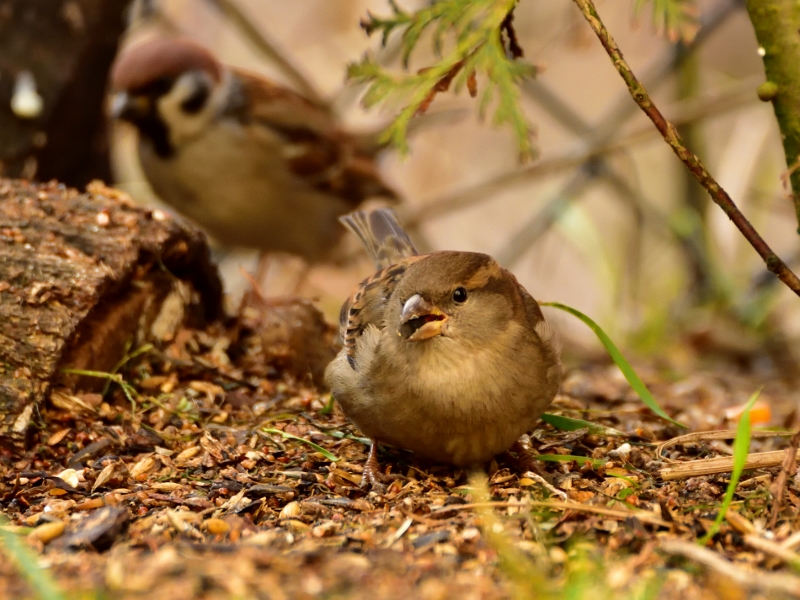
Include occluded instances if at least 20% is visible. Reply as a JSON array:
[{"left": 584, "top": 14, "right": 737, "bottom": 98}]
[
  {"left": 360, "top": 470, "right": 387, "bottom": 494},
  {"left": 508, "top": 434, "right": 553, "bottom": 484}
]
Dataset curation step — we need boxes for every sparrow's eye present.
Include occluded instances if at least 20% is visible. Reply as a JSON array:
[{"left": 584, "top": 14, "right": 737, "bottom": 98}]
[
  {"left": 181, "top": 83, "right": 209, "bottom": 114},
  {"left": 452, "top": 287, "right": 468, "bottom": 303}
]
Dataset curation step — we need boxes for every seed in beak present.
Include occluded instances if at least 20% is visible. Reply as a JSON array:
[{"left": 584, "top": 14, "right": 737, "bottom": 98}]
[{"left": 398, "top": 294, "right": 448, "bottom": 341}]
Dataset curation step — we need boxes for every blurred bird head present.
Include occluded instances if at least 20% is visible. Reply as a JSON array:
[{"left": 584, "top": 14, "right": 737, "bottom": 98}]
[{"left": 110, "top": 38, "right": 230, "bottom": 156}]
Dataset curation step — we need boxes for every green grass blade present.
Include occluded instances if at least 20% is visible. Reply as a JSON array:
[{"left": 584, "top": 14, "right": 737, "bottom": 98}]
[
  {"left": 541, "top": 302, "right": 685, "bottom": 428},
  {"left": 536, "top": 454, "right": 608, "bottom": 468},
  {"left": 319, "top": 394, "right": 336, "bottom": 415},
  {"left": 0, "top": 517, "right": 67, "bottom": 600},
  {"left": 262, "top": 428, "right": 340, "bottom": 462},
  {"left": 326, "top": 430, "right": 371, "bottom": 446},
  {"left": 61, "top": 368, "right": 139, "bottom": 412},
  {"left": 698, "top": 388, "right": 761, "bottom": 545},
  {"left": 541, "top": 413, "right": 627, "bottom": 437},
  {"left": 60, "top": 368, "right": 123, "bottom": 381}
]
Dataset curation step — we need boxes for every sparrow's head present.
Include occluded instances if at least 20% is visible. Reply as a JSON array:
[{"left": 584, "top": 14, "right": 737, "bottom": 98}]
[
  {"left": 392, "top": 251, "right": 529, "bottom": 348},
  {"left": 110, "top": 38, "right": 228, "bottom": 157}
]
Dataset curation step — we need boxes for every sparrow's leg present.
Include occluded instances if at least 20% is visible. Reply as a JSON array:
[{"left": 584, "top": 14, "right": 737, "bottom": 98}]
[
  {"left": 238, "top": 259, "right": 269, "bottom": 316},
  {"left": 361, "top": 441, "right": 387, "bottom": 493},
  {"left": 507, "top": 434, "right": 553, "bottom": 484},
  {"left": 254, "top": 252, "right": 272, "bottom": 287},
  {"left": 290, "top": 263, "right": 311, "bottom": 295}
]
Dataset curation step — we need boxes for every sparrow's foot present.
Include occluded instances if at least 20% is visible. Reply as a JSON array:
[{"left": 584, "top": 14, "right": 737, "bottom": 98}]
[
  {"left": 508, "top": 434, "right": 553, "bottom": 484},
  {"left": 360, "top": 441, "right": 388, "bottom": 493}
]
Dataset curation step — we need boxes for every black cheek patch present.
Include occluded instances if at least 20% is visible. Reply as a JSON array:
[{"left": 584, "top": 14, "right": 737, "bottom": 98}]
[{"left": 136, "top": 114, "right": 174, "bottom": 159}]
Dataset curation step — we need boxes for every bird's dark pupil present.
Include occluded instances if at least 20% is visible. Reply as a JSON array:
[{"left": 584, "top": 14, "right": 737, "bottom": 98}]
[
  {"left": 181, "top": 84, "right": 209, "bottom": 114},
  {"left": 453, "top": 287, "right": 467, "bottom": 303}
]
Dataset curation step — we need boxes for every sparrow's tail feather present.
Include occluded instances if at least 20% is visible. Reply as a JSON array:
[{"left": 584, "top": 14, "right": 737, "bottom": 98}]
[{"left": 340, "top": 208, "right": 418, "bottom": 269}]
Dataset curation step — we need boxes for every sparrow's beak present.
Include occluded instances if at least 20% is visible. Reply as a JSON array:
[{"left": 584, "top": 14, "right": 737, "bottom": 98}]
[
  {"left": 398, "top": 294, "right": 448, "bottom": 342},
  {"left": 110, "top": 91, "right": 151, "bottom": 121}
]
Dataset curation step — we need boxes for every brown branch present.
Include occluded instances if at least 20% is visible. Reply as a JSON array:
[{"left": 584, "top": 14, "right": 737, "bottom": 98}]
[
  {"left": 500, "top": 8, "right": 523, "bottom": 59},
  {"left": 571, "top": 0, "right": 800, "bottom": 298}
]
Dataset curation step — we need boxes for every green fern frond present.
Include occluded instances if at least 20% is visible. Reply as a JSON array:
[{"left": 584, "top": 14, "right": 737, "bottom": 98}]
[{"left": 349, "top": 0, "right": 538, "bottom": 160}]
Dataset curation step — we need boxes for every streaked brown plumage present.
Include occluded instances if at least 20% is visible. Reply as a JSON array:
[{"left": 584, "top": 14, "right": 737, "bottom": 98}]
[{"left": 325, "top": 208, "right": 562, "bottom": 488}]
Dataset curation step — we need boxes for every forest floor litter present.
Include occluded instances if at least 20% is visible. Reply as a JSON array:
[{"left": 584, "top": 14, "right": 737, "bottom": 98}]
[{"left": 2, "top": 298, "right": 800, "bottom": 599}]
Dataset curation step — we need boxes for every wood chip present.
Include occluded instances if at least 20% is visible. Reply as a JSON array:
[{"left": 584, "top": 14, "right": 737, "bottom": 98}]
[
  {"left": 204, "top": 518, "right": 230, "bottom": 535},
  {"left": 47, "top": 428, "right": 72, "bottom": 446},
  {"left": 29, "top": 521, "right": 65, "bottom": 544}
]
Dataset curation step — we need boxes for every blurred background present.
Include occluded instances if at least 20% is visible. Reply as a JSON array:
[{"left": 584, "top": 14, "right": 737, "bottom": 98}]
[{"left": 2, "top": 0, "right": 797, "bottom": 374}]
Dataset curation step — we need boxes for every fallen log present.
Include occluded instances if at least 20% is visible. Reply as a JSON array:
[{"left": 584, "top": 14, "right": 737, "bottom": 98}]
[{"left": 0, "top": 179, "right": 223, "bottom": 445}]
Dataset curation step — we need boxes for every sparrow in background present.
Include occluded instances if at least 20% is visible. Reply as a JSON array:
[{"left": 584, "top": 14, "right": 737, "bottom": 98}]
[
  {"left": 325, "top": 208, "right": 562, "bottom": 489},
  {"left": 109, "top": 37, "right": 395, "bottom": 262}
]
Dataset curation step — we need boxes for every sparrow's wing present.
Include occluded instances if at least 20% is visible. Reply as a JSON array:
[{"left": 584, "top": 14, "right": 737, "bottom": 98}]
[
  {"left": 339, "top": 255, "right": 425, "bottom": 368},
  {"left": 231, "top": 68, "right": 396, "bottom": 203},
  {"left": 340, "top": 208, "right": 418, "bottom": 270}
]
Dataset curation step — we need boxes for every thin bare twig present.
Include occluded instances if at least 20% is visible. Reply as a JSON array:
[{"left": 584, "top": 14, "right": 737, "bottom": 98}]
[
  {"left": 406, "top": 0, "right": 740, "bottom": 231},
  {"left": 660, "top": 540, "right": 800, "bottom": 598},
  {"left": 572, "top": 0, "right": 800, "bottom": 297},
  {"left": 744, "top": 533, "right": 800, "bottom": 569},
  {"left": 521, "top": 471, "right": 567, "bottom": 500},
  {"left": 656, "top": 429, "right": 793, "bottom": 463},
  {"left": 204, "top": 0, "right": 324, "bottom": 105},
  {"left": 770, "top": 429, "right": 800, "bottom": 530},
  {"left": 660, "top": 449, "right": 797, "bottom": 481},
  {"left": 429, "top": 499, "right": 667, "bottom": 526},
  {"left": 782, "top": 530, "right": 800, "bottom": 551},
  {"left": 405, "top": 74, "right": 756, "bottom": 228},
  {"left": 406, "top": 2, "right": 746, "bottom": 272},
  {"left": 726, "top": 507, "right": 800, "bottom": 568}
]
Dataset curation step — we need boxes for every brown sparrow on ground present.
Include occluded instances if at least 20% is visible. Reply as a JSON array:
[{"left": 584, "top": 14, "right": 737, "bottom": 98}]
[
  {"left": 109, "top": 38, "right": 395, "bottom": 262},
  {"left": 325, "top": 208, "right": 562, "bottom": 489}
]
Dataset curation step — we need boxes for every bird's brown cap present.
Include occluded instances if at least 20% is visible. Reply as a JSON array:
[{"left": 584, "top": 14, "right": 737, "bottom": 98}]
[{"left": 110, "top": 38, "right": 222, "bottom": 91}]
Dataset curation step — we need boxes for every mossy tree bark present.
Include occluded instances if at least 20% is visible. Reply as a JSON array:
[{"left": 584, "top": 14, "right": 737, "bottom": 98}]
[{"left": 745, "top": 0, "right": 800, "bottom": 232}]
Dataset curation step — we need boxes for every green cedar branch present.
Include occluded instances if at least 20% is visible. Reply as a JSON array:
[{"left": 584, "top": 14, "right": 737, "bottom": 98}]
[
  {"left": 744, "top": 0, "right": 800, "bottom": 232},
  {"left": 572, "top": 0, "right": 800, "bottom": 298},
  {"left": 349, "top": 0, "right": 537, "bottom": 160}
]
